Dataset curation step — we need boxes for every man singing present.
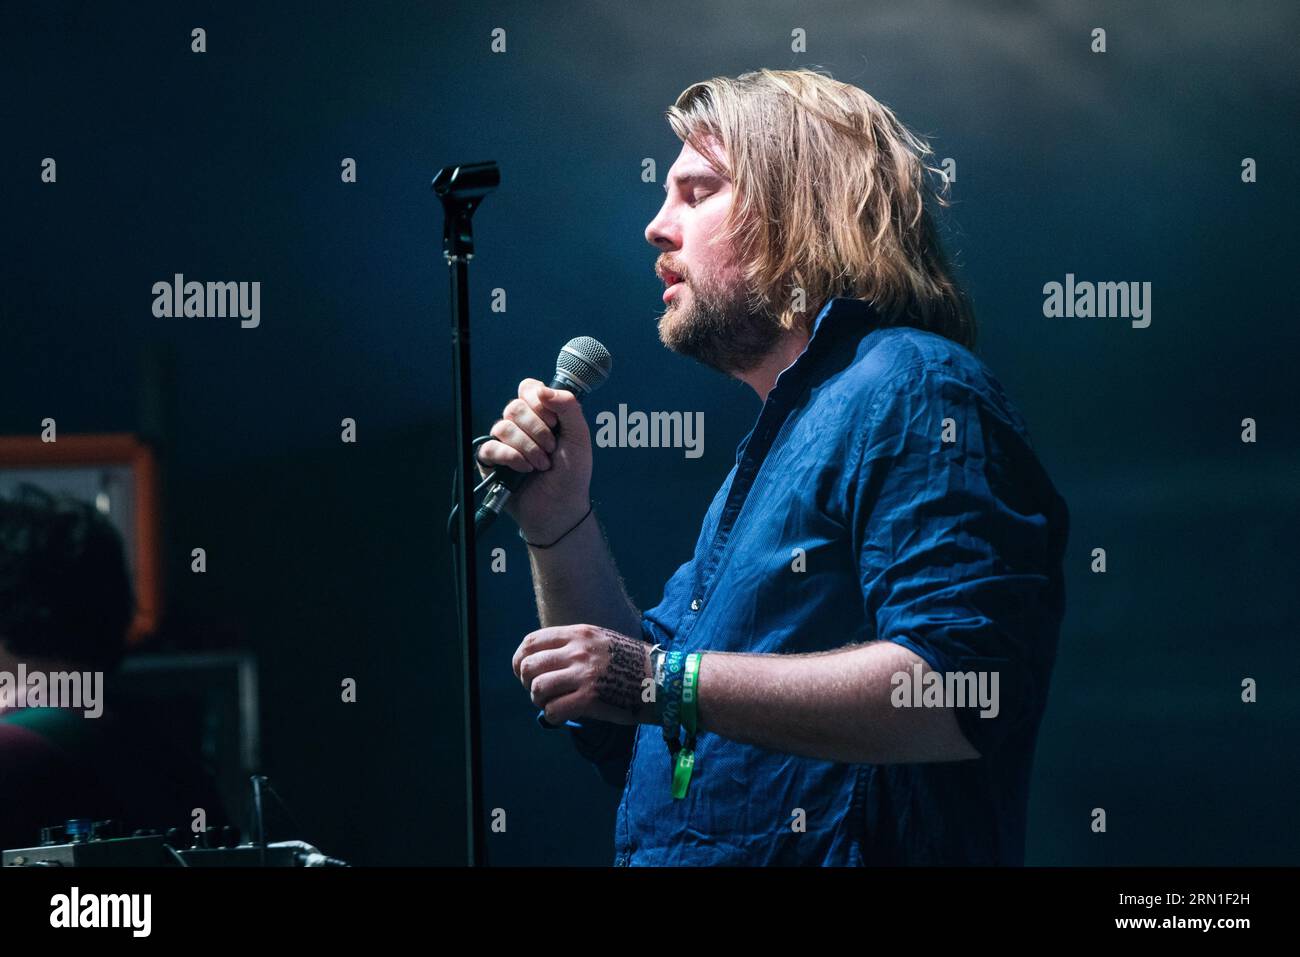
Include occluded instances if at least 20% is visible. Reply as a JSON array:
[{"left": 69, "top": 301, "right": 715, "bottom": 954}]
[{"left": 477, "top": 68, "right": 1069, "bottom": 865}]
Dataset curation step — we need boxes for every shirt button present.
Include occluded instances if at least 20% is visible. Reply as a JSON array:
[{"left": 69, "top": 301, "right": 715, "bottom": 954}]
[{"left": 690, "top": 598, "right": 702, "bottom": 612}]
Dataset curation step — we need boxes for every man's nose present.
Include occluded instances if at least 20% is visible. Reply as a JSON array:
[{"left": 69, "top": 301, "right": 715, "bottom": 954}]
[{"left": 645, "top": 205, "right": 679, "bottom": 250}]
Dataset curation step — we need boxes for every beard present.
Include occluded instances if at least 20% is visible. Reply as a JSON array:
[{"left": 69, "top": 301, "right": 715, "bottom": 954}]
[{"left": 657, "top": 271, "right": 785, "bottom": 377}]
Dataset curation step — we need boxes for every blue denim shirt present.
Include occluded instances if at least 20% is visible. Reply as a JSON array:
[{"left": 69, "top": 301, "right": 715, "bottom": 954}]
[{"left": 539, "top": 296, "right": 1069, "bottom": 865}]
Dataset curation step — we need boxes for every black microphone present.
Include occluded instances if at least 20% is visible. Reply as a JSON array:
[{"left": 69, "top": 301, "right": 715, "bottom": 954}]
[{"left": 474, "top": 336, "right": 612, "bottom": 533}]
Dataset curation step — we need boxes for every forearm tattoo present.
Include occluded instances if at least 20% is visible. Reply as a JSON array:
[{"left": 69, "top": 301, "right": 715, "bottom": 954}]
[{"left": 594, "top": 630, "right": 648, "bottom": 714}]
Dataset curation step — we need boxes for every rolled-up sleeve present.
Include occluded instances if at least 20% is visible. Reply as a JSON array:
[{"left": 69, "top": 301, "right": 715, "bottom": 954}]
[
  {"left": 536, "top": 708, "right": 635, "bottom": 789},
  {"left": 850, "top": 366, "right": 1067, "bottom": 758},
  {"left": 538, "top": 713, "right": 636, "bottom": 788}
]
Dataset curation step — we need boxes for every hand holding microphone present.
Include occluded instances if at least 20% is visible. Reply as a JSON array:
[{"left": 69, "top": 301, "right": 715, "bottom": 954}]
[{"left": 474, "top": 337, "right": 611, "bottom": 541}]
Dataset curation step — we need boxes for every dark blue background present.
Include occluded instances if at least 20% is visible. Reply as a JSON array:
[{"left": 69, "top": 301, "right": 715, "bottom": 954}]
[{"left": 3, "top": 0, "right": 1297, "bottom": 864}]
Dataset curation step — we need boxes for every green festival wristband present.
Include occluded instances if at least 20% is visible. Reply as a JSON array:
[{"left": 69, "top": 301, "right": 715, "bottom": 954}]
[
  {"left": 671, "top": 748, "right": 695, "bottom": 799},
  {"left": 680, "top": 653, "right": 701, "bottom": 737},
  {"left": 671, "top": 653, "right": 703, "bottom": 799}
]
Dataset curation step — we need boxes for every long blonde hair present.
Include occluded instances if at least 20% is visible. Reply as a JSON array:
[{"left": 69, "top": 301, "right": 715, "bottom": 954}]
[{"left": 666, "top": 68, "right": 976, "bottom": 348}]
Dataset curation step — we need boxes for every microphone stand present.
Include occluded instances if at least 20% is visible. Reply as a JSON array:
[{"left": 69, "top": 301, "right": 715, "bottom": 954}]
[{"left": 433, "top": 161, "right": 499, "bottom": 867}]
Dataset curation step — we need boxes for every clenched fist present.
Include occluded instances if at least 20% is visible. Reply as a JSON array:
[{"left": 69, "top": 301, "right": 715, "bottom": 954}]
[
  {"left": 476, "top": 378, "right": 593, "bottom": 544},
  {"left": 513, "top": 625, "right": 655, "bottom": 726}
]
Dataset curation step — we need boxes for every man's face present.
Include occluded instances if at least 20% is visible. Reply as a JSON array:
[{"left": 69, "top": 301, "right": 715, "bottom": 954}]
[{"left": 645, "top": 137, "right": 784, "bottom": 376}]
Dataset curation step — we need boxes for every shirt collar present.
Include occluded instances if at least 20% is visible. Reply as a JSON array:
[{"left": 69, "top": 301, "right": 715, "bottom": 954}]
[
  {"left": 811, "top": 294, "right": 879, "bottom": 342},
  {"left": 733, "top": 297, "right": 881, "bottom": 465},
  {"left": 769, "top": 296, "right": 880, "bottom": 399}
]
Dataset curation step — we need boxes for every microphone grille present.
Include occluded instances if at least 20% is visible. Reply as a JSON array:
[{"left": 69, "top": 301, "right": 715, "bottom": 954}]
[{"left": 556, "top": 336, "right": 612, "bottom": 394}]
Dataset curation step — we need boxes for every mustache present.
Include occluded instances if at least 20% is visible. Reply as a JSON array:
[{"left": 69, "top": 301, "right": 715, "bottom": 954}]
[{"left": 657, "top": 258, "right": 689, "bottom": 283}]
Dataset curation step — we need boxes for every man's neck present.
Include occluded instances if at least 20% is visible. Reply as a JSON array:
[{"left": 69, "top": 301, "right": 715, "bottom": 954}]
[{"left": 733, "top": 328, "right": 812, "bottom": 403}]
